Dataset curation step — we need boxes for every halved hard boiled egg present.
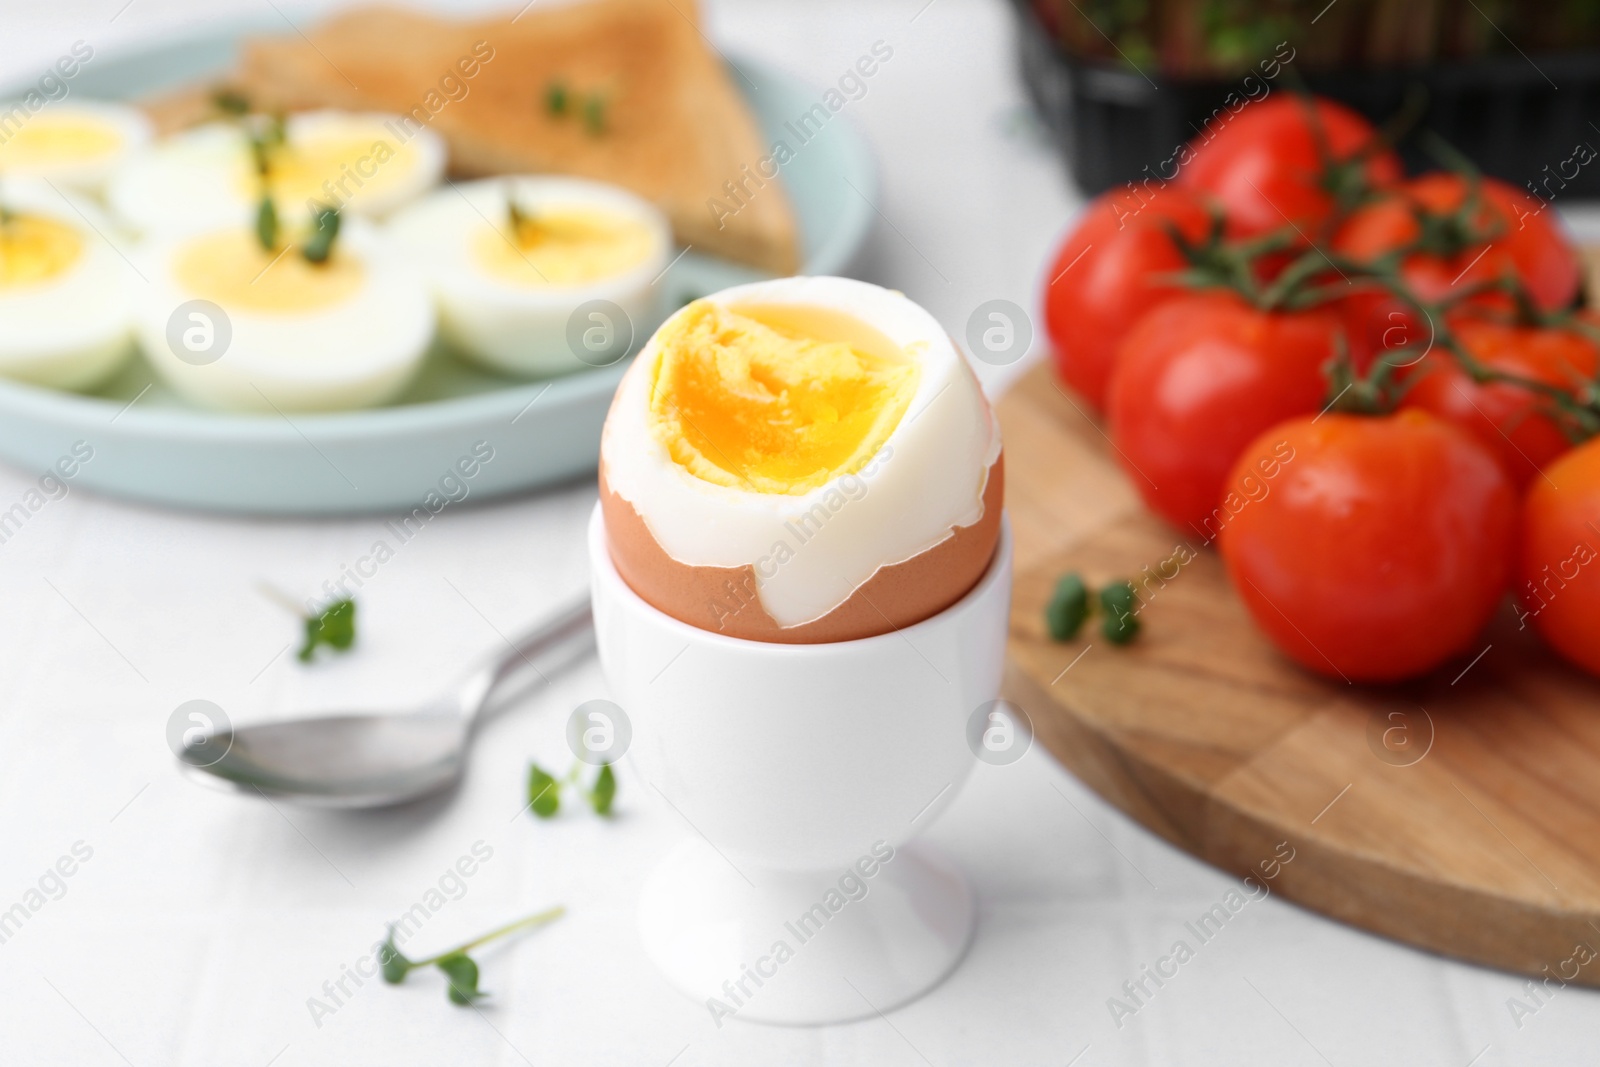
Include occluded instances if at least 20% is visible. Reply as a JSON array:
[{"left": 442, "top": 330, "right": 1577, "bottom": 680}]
[
  {"left": 0, "top": 100, "right": 152, "bottom": 196},
  {"left": 0, "top": 180, "right": 135, "bottom": 389},
  {"left": 133, "top": 216, "right": 434, "bottom": 412},
  {"left": 599, "top": 276, "right": 1004, "bottom": 643},
  {"left": 108, "top": 111, "right": 445, "bottom": 235},
  {"left": 386, "top": 177, "right": 671, "bottom": 377}
]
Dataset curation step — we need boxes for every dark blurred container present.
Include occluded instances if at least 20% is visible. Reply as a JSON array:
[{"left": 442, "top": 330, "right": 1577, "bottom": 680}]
[{"left": 1014, "top": 0, "right": 1600, "bottom": 200}]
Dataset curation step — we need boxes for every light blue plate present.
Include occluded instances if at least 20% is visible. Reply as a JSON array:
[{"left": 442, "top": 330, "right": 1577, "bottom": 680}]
[{"left": 0, "top": 27, "right": 876, "bottom": 514}]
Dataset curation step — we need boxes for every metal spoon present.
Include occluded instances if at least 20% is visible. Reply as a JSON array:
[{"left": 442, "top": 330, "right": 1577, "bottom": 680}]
[{"left": 177, "top": 595, "right": 595, "bottom": 808}]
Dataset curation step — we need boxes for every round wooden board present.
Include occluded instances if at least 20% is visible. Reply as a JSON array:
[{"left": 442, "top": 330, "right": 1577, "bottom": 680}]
[{"left": 996, "top": 361, "right": 1600, "bottom": 986}]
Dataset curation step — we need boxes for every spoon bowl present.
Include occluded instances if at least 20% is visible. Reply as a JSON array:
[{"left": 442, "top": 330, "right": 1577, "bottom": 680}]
[
  {"left": 181, "top": 711, "right": 469, "bottom": 807},
  {"left": 178, "top": 596, "right": 594, "bottom": 808}
]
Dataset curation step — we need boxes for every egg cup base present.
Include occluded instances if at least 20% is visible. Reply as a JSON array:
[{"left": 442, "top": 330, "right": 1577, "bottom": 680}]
[
  {"left": 637, "top": 835, "right": 975, "bottom": 1025},
  {"left": 589, "top": 504, "right": 1012, "bottom": 1025}
]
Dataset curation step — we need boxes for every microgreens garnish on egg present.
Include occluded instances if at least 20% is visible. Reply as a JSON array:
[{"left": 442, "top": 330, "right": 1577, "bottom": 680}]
[
  {"left": 255, "top": 195, "right": 279, "bottom": 253},
  {"left": 527, "top": 760, "right": 616, "bottom": 818},
  {"left": 301, "top": 204, "right": 342, "bottom": 265},
  {"left": 214, "top": 91, "right": 294, "bottom": 255},
  {"left": 247, "top": 112, "right": 288, "bottom": 181},
  {"left": 506, "top": 194, "right": 536, "bottom": 243},
  {"left": 380, "top": 905, "right": 565, "bottom": 1006}
]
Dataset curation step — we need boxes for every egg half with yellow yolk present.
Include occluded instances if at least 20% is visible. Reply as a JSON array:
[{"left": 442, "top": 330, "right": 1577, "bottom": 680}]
[
  {"left": 599, "top": 276, "right": 1004, "bottom": 643},
  {"left": 0, "top": 100, "right": 152, "bottom": 196},
  {"left": 108, "top": 111, "right": 445, "bottom": 236},
  {"left": 0, "top": 181, "right": 135, "bottom": 389},
  {"left": 133, "top": 216, "right": 434, "bottom": 412},
  {"left": 386, "top": 177, "right": 671, "bottom": 378}
]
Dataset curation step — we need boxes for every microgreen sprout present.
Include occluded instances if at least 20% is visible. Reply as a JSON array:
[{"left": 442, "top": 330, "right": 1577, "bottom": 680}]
[
  {"left": 213, "top": 92, "right": 290, "bottom": 252},
  {"left": 255, "top": 195, "right": 279, "bottom": 253},
  {"left": 507, "top": 191, "right": 538, "bottom": 246},
  {"left": 1099, "top": 581, "right": 1141, "bottom": 645},
  {"left": 1045, "top": 571, "right": 1142, "bottom": 645},
  {"left": 582, "top": 93, "right": 606, "bottom": 135},
  {"left": 299, "top": 598, "right": 356, "bottom": 661},
  {"left": 527, "top": 759, "right": 616, "bottom": 818},
  {"left": 1045, "top": 573, "right": 1090, "bottom": 641},
  {"left": 540, "top": 80, "right": 606, "bottom": 134},
  {"left": 301, "top": 204, "right": 342, "bottom": 265},
  {"left": 256, "top": 586, "right": 358, "bottom": 665},
  {"left": 544, "top": 80, "right": 569, "bottom": 116},
  {"left": 211, "top": 88, "right": 251, "bottom": 118},
  {"left": 380, "top": 905, "right": 565, "bottom": 1005}
]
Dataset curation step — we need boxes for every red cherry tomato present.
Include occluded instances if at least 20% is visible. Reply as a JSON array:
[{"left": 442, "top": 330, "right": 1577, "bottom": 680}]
[
  {"left": 1402, "top": 314, "right": 1599, "bottom": 489},
  {"left": 1177, "top": 95, "right": 1402, "bottom": 240},
  {"left": 1042, "top": 187, "right": 1214, "bottom": 411},
  {"left": 1334, "top": 173, "right": 1583, "bottom": 354},
  {"left": 1106, "top": 292, "right": 1338, "bottom": 533},
  {"left": 1219, "top": 411, "right": 1516, "bottom": 682},
  {"left": 1519, "top": 438, "right": 1600, "bottom": 676}
]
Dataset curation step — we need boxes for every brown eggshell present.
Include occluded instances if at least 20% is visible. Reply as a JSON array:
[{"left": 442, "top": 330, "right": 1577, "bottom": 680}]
[{"left": 599, "top": 451, "right": 1005, "bottom": 643}]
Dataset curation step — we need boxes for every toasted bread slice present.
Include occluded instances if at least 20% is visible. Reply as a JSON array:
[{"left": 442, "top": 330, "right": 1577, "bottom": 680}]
[{"left": 229, "top": 0, "right": 800, "bottom": 274}]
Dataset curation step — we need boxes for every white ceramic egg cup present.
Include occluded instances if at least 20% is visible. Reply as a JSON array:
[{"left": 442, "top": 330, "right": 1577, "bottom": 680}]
[{"left": 588, "top": 505, "right": 1013, "bottom": 1025}]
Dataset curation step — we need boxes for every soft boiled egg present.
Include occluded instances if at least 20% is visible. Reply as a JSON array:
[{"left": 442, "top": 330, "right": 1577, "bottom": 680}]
[
  {"left": 0, "top": 100, "right": 152, "bottom": 196},
  {"left": 108, "top": 110, "right": 445, "bottom": 235},
  {"left": 133, "top": 216, "right": 434, "bottom": 412},
  {"left": 0, "top": 180, "right": 135, "bottom": 389},
  {"left": 599, "top": 276, "right": 1004, "bottom": 643},
  {"left": 386, "top": 177, "right": 671, "bottom": 377}
]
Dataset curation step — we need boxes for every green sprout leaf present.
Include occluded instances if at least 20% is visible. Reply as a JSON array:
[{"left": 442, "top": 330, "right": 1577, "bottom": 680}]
[
  {"left": 1045, "top": 572, "right": 1090, "bottom": 641},
  {"left": 379, "top": 926, "right": 413, "bottom": 984},
  {"left": 376, "top": 905, "right": 563, "bottom": 1006},
  {"left": 301, "top": 204, "right": 341, "bottom": 265},
  {"left": 583, "top": 93, "right": 606, "bottom": 135},
  {"left": 298, "top": 598, "right": 356, "bottom": 662},
  {"left": 527, "top": 763, "right": 561, "bottom": 818},
  {"left": 525, "top": 759, "right": 619, "bottom": 818},
  {"left": 544, "top": 80, "right": 569, "bottom": 116},
  {"left": 255, "top": 195, "right": 279, "bottom": 253},
  {"left": 212, "top": 88, "right": 251, "bottom": 116},
  {"left": 1099, "top": 580, "right": 1141, "bottom": 645},
  {"left": 589, "top": 763, "right": 616, "bottom": 816},
  {"left": 436, "top": 953, "right": 483, "bottom": 1005}
]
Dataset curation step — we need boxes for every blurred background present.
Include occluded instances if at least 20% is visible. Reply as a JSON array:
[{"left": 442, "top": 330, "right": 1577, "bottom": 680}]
[{"left": 1, "top": 2, "right": 1598, "bottom": 1065}]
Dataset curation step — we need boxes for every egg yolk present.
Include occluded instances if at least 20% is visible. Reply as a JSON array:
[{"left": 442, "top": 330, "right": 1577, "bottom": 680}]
[
  {"left": 648, "top": 301, "right": 919, "bottom": 495},
  {"left": 0, "top": 115, "right": 121, "bottom": 170},
  {"left": 174, "top": 230, "right": 364, "bottom": 314},
  {"left": 0, "top": 214, "right": 83, "bottom": 288},
  {"left": 237, "top": 129, "right": 410, "bottom": 206},
  {"left": 474, "top": 207, "right": 656, "bottom": 287}
]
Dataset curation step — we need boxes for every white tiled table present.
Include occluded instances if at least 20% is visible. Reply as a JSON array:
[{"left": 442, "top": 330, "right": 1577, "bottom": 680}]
[{"left": 2, "top": 2, "right": 1597, "bottom": 1063}]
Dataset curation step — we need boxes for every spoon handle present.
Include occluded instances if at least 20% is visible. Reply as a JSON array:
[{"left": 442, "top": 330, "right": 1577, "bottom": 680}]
[{"left": 457, "top": 593, "right": 595, "bottom": 722}]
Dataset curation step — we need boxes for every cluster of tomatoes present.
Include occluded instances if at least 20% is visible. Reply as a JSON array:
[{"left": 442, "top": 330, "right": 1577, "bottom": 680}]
[{"left": 1041, "top": 94, "right": 1600, "bottom": 684}]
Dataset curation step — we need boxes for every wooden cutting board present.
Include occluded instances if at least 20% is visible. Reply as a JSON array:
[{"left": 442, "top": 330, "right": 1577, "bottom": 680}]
[{"left": 996, "top": 361, "right": 1600, "bottom": 986}]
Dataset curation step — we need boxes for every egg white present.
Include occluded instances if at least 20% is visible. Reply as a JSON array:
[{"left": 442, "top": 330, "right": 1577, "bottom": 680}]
[
  {"left": 0, "top": 99, "right": 152, "bottom": 196},
  {"left": 108, "top": 110, "right": 446, "bottom": 236},
  {"left": 133, "top": 218, "right": 435, "bottom": 413},
  {"left": 385, "top": 176, "right": 671, "bottom": 378},
  {"left": 0, "top": 180, "right": 136, "bottom": 390},
  {"left": 600, "top": 276, "right": 1002, "bottom": 628}
]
